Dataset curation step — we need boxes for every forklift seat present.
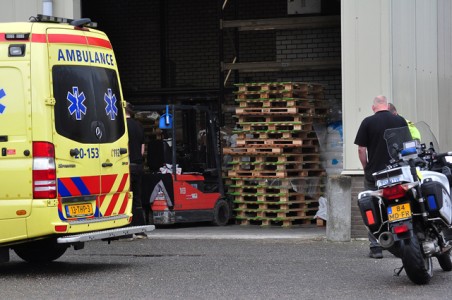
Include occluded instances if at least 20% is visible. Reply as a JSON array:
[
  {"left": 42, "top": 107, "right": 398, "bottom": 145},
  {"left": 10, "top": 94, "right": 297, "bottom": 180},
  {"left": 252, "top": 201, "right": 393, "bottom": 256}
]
[{"left": 147, "top": 139, "right": 172, "bottom": 172}]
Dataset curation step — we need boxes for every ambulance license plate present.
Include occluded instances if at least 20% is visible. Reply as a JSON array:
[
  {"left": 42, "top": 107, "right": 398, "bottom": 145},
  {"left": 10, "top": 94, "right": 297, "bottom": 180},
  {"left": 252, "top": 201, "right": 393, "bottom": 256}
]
[
  {"left": 66, "top": 203, "right": 93, "bottom": 218},
  {"left": 387, "top": 203, "right": 411, "bottom": 222}
]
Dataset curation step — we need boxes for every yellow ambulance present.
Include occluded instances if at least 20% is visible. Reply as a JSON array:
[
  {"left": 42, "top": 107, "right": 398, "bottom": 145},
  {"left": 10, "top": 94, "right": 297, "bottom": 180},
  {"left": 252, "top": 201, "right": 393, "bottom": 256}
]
[{"left": 0, "top": 15, "right": 154, "bottom": 263}]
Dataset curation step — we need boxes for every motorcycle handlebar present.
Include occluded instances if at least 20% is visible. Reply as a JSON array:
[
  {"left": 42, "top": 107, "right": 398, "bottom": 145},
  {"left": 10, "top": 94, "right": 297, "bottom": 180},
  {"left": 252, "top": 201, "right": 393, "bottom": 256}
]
[{"left": 436, "top": 151, "right": 452, "bottom": 158}]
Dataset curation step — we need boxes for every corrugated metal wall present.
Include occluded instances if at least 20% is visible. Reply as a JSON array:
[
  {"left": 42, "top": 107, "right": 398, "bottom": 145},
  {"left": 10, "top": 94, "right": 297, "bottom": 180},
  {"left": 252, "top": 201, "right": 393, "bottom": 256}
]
[
  {"left": 0, "top": 0, "right": 80, "bottom": 22},
  {"left": 0, "top": 0, "right": 42, "bottom": 22},
  {"left": 343, "top": 0, "right": 452, "bottom": 172},
  {"left": 391, "top": 0, "right": 439, "bottom": 137},
  {"left": 438, "top": 0, "right": 452, "bottom": 151},
  {"left": 342, "top": 0, "right": 392, "bottom": 172}
]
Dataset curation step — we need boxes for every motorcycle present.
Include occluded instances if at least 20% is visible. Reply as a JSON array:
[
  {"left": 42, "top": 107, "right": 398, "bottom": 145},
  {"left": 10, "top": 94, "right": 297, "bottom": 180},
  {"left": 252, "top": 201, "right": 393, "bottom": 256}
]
[{"left": 358, "top": 122, "right": 452, "bottom": 284}]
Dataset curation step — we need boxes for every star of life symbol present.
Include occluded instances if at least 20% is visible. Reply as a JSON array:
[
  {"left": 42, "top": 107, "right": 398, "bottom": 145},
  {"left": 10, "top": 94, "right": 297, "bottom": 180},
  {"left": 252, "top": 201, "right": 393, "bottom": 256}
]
[
  {"left": 104, "top": 88, "right": 118, "bottom": 120},
  {"left": 67, "top": 87, "right": 87, "bottom": 120},
  {"left": 0, "top": 88, "right": 6, "bottom": 114}
]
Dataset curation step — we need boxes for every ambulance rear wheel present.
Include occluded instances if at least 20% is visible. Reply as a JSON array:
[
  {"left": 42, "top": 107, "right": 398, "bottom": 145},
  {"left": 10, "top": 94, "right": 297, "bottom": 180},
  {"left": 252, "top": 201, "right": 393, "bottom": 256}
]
[
  {"left": 13, "top": 239, "right": 68, "bottom": 263},
  {"left": 212, "top": 198, "right": 230, "bottom": 226}
]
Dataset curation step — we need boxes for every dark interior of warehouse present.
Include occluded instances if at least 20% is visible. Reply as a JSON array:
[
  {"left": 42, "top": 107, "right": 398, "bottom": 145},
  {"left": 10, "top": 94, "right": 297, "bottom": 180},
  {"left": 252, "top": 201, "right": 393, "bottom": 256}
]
[{"left": 81, "top": 0, "right": 342, "bottom": 227}]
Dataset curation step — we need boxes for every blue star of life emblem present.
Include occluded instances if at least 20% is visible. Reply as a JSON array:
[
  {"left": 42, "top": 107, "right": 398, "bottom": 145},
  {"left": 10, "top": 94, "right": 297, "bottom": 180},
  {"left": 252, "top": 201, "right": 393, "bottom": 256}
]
[
  {"left": 67, "top": 87, "right": 87, "bottom": 120},
  {"left": 104, "top": 88, "right": 118, "bottom": 120},
  {"left": 0, "top": 88, "right": 6, "bottom": 114}
]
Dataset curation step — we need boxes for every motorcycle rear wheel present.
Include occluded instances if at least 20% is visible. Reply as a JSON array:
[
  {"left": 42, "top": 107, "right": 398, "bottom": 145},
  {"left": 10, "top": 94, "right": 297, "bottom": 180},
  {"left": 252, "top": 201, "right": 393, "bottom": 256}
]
[
  {"left": 436, "top": 249, "right": 452, "bottom": 271},
  {"left": 401, "top": 235, "right": 433, "bottom": 285}
]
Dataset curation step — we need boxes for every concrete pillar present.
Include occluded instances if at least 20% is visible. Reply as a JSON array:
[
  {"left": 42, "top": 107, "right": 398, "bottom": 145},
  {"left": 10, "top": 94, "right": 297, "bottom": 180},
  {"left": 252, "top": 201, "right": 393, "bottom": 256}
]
[{"left": 326, "top": 175, "right": 352, "bottom": 242}]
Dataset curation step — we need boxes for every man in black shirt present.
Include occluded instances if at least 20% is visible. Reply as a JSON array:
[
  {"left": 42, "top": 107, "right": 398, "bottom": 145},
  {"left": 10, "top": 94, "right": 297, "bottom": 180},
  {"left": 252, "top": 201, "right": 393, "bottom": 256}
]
[
  {"left": 354, "top": 95, "right": 407, "bottom": 258},
  {"left": 126, "top": 102, "right": 147, "bottom": 238}
]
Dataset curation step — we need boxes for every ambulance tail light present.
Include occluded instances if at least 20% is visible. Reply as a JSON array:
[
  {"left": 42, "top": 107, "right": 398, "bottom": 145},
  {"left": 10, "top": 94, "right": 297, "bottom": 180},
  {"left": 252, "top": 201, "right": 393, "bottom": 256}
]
[{"left": 32, "top": 142, "right": 57, "bottom": 199}]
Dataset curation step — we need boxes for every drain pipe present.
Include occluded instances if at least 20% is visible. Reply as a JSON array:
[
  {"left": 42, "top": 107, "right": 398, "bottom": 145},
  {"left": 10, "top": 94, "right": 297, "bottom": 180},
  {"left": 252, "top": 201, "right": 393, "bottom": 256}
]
[{"left": 43, "top": 0, "right": 53, "bottom": 16}]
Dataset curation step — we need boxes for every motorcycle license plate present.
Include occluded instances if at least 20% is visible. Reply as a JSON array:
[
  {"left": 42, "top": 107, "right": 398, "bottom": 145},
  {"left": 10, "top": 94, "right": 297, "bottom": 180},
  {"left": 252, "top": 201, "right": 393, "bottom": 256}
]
[{"left": 387, "top": 203, "right": 411, "bottom": 222}]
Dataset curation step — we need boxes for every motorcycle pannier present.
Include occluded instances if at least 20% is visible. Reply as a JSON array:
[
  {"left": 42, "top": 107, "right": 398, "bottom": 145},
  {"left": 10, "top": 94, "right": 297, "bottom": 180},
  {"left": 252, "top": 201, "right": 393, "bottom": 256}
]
[
  {"left": 421, "top": 180, "right": 444, "bottom": 218},
  {"left": 358, "top": 195, "right": 383, "bottom": 232}
]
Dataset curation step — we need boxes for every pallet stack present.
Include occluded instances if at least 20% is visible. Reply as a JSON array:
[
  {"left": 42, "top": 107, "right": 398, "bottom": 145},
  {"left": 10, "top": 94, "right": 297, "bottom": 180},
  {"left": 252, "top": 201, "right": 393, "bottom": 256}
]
[{"left": 224, "top": 82, "right": 326, "bottom": 227}]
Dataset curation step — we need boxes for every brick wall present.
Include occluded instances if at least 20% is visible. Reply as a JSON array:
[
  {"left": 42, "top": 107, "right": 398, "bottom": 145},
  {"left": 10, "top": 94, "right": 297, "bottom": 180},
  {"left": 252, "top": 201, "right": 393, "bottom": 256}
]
[
  {"left": 82, "top": 1, "right": 161, "bottom": 94},
  {"left": 351, "top": 175, "right": 368, "bottom": 239},
  {"left": 82, "top": 0, "right": 341, "bottom": 105}
]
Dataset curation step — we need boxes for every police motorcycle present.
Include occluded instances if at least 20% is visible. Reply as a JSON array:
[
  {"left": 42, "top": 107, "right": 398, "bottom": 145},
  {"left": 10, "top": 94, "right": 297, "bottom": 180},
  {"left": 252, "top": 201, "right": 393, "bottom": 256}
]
[{"left": 358, "top": 122, "right": 452, "bottom": 284}]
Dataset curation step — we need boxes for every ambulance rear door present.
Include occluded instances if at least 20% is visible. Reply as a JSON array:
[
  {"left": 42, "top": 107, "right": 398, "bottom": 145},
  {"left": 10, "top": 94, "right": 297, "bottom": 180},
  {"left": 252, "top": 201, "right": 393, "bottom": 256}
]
[
  {"left": 47, "top": 28, "right": 103, "bottom": 221},
  {"left": 47, "top": 28, "right": 129, "bottom": 222},
  {"left": 85, "top": 30, "right": 129, "bottom": 219}
]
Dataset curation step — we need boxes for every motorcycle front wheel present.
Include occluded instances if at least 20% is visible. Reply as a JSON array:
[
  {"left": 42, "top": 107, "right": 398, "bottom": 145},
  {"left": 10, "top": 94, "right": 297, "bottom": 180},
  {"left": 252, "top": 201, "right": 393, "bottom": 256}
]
[{"left": 401, "top": 234, "right": 433, "bottom": 285}]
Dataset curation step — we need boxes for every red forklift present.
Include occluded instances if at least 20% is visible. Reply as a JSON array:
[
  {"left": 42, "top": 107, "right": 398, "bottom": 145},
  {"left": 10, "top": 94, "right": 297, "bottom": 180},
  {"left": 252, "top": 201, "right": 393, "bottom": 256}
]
[{"left": 136, "top": 104, "right": 231, "bottom": 226}]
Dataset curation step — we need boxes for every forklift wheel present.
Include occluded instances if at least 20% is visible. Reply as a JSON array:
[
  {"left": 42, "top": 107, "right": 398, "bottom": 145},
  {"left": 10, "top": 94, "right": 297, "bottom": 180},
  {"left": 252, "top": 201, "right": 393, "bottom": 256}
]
[{"left": 212, "top": 199, "right": 230, "bottom": 226}]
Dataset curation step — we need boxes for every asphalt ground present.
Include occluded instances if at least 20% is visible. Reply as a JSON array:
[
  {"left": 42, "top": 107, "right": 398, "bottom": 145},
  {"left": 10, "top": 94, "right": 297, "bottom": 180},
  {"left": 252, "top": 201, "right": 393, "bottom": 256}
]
[{"left": 3, "top": 224, "right": 452, "bottom": 299}]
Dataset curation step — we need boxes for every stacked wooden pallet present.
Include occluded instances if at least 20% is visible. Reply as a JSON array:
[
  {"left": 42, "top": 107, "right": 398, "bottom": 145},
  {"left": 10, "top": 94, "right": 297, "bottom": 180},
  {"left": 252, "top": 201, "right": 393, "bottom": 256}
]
[{"left": 224, "top": 82, "right": 326, "bottom": 227}]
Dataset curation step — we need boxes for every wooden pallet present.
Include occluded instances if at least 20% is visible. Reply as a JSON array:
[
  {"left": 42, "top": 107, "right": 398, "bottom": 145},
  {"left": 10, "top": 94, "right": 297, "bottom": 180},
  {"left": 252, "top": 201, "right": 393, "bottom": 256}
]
[
  {"left": 235, "top": 199, "right": 318, "bottom": 210},
  {"left": 223, "top": 144, "right": 318, "bottom": 155},
  {"left": 236, "top": 97, "right": 315, "bottom": 108},
  {"left": 229, "top": 160, "right": 322, "bottom": 171},
  {"left": 229, "top": 153, "right": 320, "bottom": 164},
  {"left": 232, "top": 192, "right": 316, "bottom": 203},
  {"left": 235, "top": 82, "right": 324, "bottom": 93},
  {"left": 235, "top": 90, "right": 323, "bottom": 100},
  {"left": 227, "top": 176, "right": 326, "bottom": 196},
  {"left": 237, "top": 114, "right": 313, "bottom": 124},
  {"left": 234, "top": 130, "right": 315, "bottom": 140},
  {"left": 235, "top": 137, "right": 317, "bottom": 147},
  {"left": 227, "top": 168, "right": 325, "bottom": 178},
  {"left": 228, "top": 184, "right": 323, "bottom": 196},
  {"left": 239, "top": 122, "right": 312, "bottom": 132},
  {"left": 235, "top": 215, "right": 317, "bottom": 227},
  {"left": 229, "top": 161, "right": 308, "bottom": 172},
  {"left": 235, "top": 106, "right": 314, "bottom": 115}
]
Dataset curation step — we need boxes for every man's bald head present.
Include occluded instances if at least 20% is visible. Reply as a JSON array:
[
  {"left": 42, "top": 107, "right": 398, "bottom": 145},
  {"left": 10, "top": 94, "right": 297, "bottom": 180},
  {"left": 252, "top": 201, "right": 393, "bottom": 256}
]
[{"left": 372, "top": 95, "right": 389, "bottom": 112}]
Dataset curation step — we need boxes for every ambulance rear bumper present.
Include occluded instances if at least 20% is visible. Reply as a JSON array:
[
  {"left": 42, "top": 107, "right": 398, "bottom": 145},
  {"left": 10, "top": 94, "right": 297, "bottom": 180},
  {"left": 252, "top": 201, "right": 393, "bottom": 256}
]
[{"left": 56, "top": 225, "right": 155, "bottom": 244}]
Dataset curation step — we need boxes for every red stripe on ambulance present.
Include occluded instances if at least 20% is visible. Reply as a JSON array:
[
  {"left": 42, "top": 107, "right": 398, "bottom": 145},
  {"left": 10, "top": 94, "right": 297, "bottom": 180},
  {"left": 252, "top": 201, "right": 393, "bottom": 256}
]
[
  {"left": 103, "top": 173, "right": 128, "bottom": 216},
  {"left": 30, "top": 33, "right": 112, "bottom": 50},
  {"left": 101, "top": 174, "right": 117, "bottom": 194},
  {"left": 87, "top": 36, "right": 112, "bottom": 49},
  {"left": 118, "top": 193, "right": 129, "bottom": 214}
]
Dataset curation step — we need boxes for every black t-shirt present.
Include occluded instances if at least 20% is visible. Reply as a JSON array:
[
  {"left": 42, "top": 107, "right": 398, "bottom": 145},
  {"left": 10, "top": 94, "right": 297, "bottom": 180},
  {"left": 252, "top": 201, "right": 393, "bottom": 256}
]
[
  {"left": 354, "top": 110, "right": 407, "bottom": 181},
  {"left": 127, "top": 117, "right": 145, "bottom": 164}
]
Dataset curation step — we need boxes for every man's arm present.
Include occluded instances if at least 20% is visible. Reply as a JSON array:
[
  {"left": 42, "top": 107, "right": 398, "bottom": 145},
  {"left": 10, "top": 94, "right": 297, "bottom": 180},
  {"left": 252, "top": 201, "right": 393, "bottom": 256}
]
[{"left": 358, "top": 146, "right": 367, "bottom": 169}]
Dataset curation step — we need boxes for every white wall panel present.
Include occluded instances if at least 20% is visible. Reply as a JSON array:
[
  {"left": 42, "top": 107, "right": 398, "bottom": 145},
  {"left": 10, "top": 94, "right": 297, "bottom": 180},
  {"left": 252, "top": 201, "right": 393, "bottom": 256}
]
[
  {"left": 392, "top": 0, "right": 438, "bottom": 135},
  {"left": 438, "top": 0, "right": 452, "bottom": 151},
  {"left": 343, "top": 0, "right": 445, "bottom": 172},
  {"left": 391, "top": 0, "right": 417, "bottom": 121},
  {"left": 0, "top": 0, "right": 41, "bottom": 22},
  {"left": 0, "top": 0, "right": 80, "bottom": 22},
  {"left": 341, "top": 0, "right": 392, "bottom": 172}
]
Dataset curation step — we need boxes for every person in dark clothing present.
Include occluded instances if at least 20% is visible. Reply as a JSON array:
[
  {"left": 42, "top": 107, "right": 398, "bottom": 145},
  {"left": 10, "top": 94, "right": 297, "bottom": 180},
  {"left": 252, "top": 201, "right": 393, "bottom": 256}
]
[
  {"left": 354, "top": 95, "right": 407, "bottom": 258},
  {"left": 126, "top": 102, "right": 147, "bottom": 239}
]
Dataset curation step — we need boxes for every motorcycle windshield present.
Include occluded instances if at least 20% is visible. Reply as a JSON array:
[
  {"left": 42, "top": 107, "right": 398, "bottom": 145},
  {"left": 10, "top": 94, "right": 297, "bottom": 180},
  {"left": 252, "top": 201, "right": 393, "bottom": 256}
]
[{"left": 384, "top": 121, "right": 439, "bottom": 160}]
